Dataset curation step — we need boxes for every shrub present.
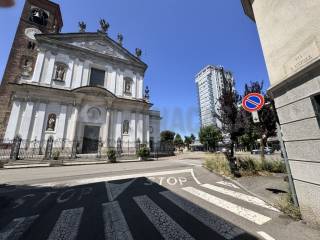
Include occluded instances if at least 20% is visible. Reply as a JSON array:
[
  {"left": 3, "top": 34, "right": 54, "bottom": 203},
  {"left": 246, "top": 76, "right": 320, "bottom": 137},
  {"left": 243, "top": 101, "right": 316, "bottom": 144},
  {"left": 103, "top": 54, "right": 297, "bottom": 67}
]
[
  {"left": 137, "top": 147, "right": 150, "bottom": 159},
  {"left": 52, "top": 150, "right": 60, "bottom": 160},
  {"left": 237, "top": 157, "right": 286, "bottom": 175},
  {"left": 107, "top": 149, "right": 117, "bottom": 163},
  {"left": 277, "top": 192, "right": 301, "bottom": 220},
  {"left": 204, "top": 154, "right": 232, "bottom": 177}
]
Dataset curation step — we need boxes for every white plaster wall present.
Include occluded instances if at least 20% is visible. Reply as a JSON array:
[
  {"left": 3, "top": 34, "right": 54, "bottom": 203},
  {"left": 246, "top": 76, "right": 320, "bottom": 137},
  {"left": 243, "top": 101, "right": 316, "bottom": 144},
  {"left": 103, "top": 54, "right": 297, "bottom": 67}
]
[{"left": 252, "top": 0, "right": 320, "bottom": 86}]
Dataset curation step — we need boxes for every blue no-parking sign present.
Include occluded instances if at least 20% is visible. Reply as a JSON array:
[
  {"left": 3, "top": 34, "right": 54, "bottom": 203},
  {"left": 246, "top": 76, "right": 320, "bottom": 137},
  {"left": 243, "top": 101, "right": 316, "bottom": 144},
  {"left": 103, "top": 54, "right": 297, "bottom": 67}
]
[{"left": 242, "top": 93, "right": 265, "bottom": 113}]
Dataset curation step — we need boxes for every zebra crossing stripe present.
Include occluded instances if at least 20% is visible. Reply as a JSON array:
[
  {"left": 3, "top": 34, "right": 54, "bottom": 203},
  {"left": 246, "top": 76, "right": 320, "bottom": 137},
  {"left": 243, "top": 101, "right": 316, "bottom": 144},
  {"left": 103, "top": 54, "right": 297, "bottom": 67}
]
[
  {"left": 47, "top": 207, "right": 84, "bottom": 240},
  {"left": 102, "top": 201, "right": 133, "bottom": 240},
  {"left": 202, "top": 184, "right": 280, "bottom": 212},
  {"left": 216, "top": 181, "right": 240, "bottom": 189},
  {"left": 160, "top": 191, "right": 244, "bottom": 239},
  {"left": 134, "top": 195, "right": 195, "bottom": 240},
  {"left": 0, "top": 215, "right": 38, "bottom": 240},
  {"left": 183, "top": 187, "right": 271, "bottom": 225}
]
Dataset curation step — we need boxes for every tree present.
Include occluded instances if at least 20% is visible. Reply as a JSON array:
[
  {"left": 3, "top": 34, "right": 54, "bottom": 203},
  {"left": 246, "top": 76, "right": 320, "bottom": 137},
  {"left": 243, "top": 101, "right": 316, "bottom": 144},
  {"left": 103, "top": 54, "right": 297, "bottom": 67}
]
[
  {"left": 243, "top": 81, "right": 277, "bottom": 160},
  {"left": 174, "top": 134, "right": 184, "bottom": 150},
  {"left": 160, "top": 130, "right": 175, "bottom": 143},
  {"left": 199, "top": 125, "right": 222, "bottom": 151},
  {"left": 184, "top": 136, "right": 192, "bottom": 150},
  {"left": 190, "top": 134, "right": 196, "bottom": 143},
  {"left": 215, "top": 68, "right": 247, "bottom": 158}
]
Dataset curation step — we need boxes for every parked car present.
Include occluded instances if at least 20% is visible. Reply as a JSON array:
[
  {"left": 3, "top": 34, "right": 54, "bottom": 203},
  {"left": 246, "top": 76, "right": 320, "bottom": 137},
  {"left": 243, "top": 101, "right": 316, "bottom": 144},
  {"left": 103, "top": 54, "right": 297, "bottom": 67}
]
[{"left": 251, "top": 147, "right": 274, "bottom": 155}]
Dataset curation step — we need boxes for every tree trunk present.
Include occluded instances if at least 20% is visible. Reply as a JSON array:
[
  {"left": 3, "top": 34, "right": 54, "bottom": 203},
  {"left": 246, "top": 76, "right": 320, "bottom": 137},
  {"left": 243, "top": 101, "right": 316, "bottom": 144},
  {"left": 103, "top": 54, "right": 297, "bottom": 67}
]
[{"left": 260, "top": 136, "right": 265, "bottom": 162}]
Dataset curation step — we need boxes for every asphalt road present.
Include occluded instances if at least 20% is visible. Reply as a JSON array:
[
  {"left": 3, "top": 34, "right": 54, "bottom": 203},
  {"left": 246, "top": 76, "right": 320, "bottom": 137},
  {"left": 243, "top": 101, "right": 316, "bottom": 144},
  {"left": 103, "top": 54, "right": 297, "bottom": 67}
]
[{"left": 0, "top": 156, "right": 319, "bottom": 240}]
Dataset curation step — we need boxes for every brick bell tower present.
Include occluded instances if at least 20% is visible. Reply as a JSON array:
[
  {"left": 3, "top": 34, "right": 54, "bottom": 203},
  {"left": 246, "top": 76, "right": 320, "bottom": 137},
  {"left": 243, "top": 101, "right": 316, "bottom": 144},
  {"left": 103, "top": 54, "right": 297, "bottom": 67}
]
[{"left": 0, "top": 0, "right": 63, "bottom": 138}]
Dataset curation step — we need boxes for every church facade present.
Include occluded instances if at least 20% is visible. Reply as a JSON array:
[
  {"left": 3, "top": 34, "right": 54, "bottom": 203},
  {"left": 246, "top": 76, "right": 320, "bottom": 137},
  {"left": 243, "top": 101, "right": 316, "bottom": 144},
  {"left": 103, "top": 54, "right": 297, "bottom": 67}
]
[{"left": 0, "top": 0, "right": 160, "bottom": 155}]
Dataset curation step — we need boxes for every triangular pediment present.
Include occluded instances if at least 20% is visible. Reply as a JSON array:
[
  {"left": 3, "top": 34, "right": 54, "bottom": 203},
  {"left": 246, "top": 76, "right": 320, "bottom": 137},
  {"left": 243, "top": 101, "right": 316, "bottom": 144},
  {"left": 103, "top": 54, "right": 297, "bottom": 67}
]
[
  {"left": 69, "top": 39, "right": 128, "bottom": 60},
  {"left": 36, "top": 33, "right": 147, "bottom": 69}
]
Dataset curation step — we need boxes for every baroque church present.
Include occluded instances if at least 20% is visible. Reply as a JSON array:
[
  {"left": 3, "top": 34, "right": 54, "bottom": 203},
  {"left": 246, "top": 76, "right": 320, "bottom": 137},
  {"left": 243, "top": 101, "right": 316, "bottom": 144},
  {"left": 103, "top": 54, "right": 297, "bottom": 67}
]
[{"left": 0, "top": 0, "right": 161, "bottom": 154}]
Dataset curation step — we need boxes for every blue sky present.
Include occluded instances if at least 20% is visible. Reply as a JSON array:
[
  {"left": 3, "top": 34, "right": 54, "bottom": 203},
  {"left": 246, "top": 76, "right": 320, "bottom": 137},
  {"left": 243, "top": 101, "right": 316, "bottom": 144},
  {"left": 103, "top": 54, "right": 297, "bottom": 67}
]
[{"left": 0, "top": 0, "right": 269, "bottom": 138}]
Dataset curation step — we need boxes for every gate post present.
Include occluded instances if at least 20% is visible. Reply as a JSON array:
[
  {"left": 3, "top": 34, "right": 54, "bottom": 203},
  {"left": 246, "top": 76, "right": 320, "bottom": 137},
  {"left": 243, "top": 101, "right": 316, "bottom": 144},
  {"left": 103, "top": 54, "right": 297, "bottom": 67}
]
[
  {"left": 44, "top": 136, "right": 54, "bottom": 160},
  {"left": 10, "top": 136, "right": 22, "bottom": 160}
]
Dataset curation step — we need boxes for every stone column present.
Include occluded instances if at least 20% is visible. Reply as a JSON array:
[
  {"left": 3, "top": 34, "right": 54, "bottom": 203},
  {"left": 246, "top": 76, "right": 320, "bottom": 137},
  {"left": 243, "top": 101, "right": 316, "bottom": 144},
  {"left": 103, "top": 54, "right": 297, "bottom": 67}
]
[
  {"left": 115, "top": 110, "right": 122, "bottom": 141},
  {"left": 4, "top": 100, "right": 21, "bottom": 140},
  {"left": 72, "top": 59, "right": 84, "bottom": 88},
  {"left": 31, "top": 49, "right": 46, "bottom": 83},
  {"left": 44, "top": 52, "right": 56, "bottom": 85},
  {"left": 132, "top": 74, "right": 137, "bottom": 98},
  {"left": 136, "top": 113, "right": 144, "bottom": 142},
  {"left": 129, "top": 112, "right": 136, "bottom": 142},
  {"left": 56, "top": 105, "right": 68, "bottom": 140},
  {"left": 81, "top": 60, "right": 90, "bottom": 86},
  {"left": 31, "top": 102, "right": 46, "bottom": 141},
  {"left": 69, "top": 105, "right": 79, "bottom": 141},
  {"left": 145, "top": 114, "right": 150, "bottom": 146},
  {"left": 104, "top": 109, "right": 111, "bottom": 147},
  {"left": 19, "top": 101, "right": 35, "bottom": 140},
  {"left": 65, "top": 58, "right": 75, "bottom": 88}
]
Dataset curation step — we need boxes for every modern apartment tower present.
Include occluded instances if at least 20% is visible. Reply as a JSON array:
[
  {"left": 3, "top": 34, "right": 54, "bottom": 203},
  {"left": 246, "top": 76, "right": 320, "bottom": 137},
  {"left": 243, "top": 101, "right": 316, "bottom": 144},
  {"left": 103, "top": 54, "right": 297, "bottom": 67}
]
[{"left": 195, "top": 65, "right": 234, "bottom": 129}]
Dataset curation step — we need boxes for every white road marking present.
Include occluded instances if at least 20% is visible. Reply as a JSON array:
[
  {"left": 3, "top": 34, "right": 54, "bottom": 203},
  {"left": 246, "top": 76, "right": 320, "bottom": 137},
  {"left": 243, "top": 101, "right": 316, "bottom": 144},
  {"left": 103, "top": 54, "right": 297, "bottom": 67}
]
[
  {"left": 202, "top": 184, "right": 280, "bottom": 212},
  {"left": 102, "top": 201, "right": 133, "bottom": 240},
  {"left": 134, "top": 195, "right": 194, "bottom": 240},
  {"left": 160, "top": 191, "right": 244, "bottom": 239},
  {"left": 257, "top": 231, "right": 276, "bottom": 240},
  {"left": 47, "top": 207, "right": 83, "bottom": 240},
  {"left": 32, "top": 168, "right": 198, "bottom": 187},
  {"left": 105, "top": 179, "right": 136, "bottom": 201},
  {"left": 183, "top": 187, "right": 271, "bottom": 225},
  {"left": 216, "top": 181, "right": 240, "bottom": 189},
  {"left": 0, "top": 215, "right": 38, "bottom": 240}
]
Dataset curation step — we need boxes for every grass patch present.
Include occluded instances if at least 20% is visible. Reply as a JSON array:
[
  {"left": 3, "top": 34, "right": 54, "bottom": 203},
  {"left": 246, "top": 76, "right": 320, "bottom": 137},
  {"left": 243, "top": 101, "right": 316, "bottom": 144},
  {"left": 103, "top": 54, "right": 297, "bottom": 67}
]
[
  {"left": 204, "top": 154, "right": 286, "bottom": 177},
  {"left": 237, "top": 157, "right": 286, "bottom": 176},
  {"left": 204, "top": 154, "right": 232, "bottom": 177},
  {"left": 277, "top": 192, "right": 302, "bottom": 220}
]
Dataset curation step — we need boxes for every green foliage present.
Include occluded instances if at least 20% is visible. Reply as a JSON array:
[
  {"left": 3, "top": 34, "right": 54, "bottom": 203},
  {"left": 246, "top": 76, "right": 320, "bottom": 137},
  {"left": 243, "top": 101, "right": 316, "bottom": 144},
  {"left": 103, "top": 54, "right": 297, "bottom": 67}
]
[
  {"left": 137, "top": 147, "right": 150, "bottom": 159},
  {"left": 277, "top": 192, "right": 301, "bottom": 220},
  {"left": 107, "top": 149, "right": 117, "bottom": 163},
  {"left": 174, "top": 134, "right": 184, "bottom": 149},
  {"left": 204, "top": 154, "right": 232, "bottom": 177},
  {"left": 242, "top": 81, "right": 278, "bottom": 159},
  {"left": 237, "top": 157, "right": 286, "bottom": 175},
  {"left": 199, "top": 125, "right": 222, "bottom": 151},
  {"left": 160, "top": 130, "right": 175, "bottom": 143},
  {"left": 52, "top": 150, "right": 60, "bottom": 160},
  {"left": 184, "top": 136, "right": 192, "bottom": 150}
]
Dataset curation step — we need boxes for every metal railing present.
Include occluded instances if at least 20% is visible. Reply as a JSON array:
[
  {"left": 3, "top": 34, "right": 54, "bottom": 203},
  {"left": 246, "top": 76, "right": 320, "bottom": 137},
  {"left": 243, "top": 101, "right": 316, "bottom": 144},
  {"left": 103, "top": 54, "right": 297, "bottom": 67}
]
[{"left": 0, "top": 137, "right": 175, "bottom": 161}]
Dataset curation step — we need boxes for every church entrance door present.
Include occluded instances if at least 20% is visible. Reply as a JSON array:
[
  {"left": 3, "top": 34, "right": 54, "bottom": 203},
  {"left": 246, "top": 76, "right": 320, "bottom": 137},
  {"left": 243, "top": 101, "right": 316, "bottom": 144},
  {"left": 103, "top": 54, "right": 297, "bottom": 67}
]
[{"left": 82, "top": 125, "right": 100, "bottom": 154}]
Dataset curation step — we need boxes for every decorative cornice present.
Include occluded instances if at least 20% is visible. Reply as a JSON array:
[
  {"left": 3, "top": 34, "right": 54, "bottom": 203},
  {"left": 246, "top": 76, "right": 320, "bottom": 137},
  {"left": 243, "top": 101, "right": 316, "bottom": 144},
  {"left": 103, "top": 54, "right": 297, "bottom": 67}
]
[{"left": 241, "top": 0, "right": 255, "bottom": 21}]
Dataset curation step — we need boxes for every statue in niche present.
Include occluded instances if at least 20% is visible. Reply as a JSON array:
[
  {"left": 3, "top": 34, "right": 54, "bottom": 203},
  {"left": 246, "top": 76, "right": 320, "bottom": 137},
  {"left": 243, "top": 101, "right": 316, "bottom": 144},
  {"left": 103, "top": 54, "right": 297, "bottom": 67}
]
[
  {"left": 54, "top": 63, "right": 66, "bottom": 81},
  {"left": 123, "top": 120, "right": 129, "bottom": 134},
  {"left": 46, "top": 114, "right": 56, "bottom": 131},
  {"left": 21, "top": 58, "right": 33, "bottom": 77},
  {"left": 125, "top": 80, "right": 131, "bottom": 93}
]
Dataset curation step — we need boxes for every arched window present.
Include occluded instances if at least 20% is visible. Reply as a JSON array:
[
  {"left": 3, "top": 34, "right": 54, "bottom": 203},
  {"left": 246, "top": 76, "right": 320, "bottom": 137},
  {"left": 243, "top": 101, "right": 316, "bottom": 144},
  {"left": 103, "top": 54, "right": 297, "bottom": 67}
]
[
  {"left": 46, "top": 113, "right": 57, "bottom": 131},
  {"left": 29, "top": 8, "right": 49, "bottom": 26},
  {"left": 53, "top": 62, "right": 68, "bottom": 81},
  {"left": 124, "top": 77, "right": 133, "bottom": 95},
  {"left": 122, "top": 120, "right": 129, "bottom": 134}
]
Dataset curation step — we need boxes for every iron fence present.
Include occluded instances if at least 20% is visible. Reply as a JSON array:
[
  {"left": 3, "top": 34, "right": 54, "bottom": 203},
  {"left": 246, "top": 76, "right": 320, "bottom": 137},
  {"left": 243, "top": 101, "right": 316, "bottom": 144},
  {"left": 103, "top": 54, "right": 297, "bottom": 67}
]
[{"left": 0, "top": 137, "right": 174, "bottom": 161}]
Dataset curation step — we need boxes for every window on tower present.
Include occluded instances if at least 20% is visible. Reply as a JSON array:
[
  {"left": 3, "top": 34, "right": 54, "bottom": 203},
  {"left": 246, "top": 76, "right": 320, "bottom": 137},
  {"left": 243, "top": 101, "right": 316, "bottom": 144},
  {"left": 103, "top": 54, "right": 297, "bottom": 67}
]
[{"left": 29, "top": 8, "right": 49, "bottom": 26}]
